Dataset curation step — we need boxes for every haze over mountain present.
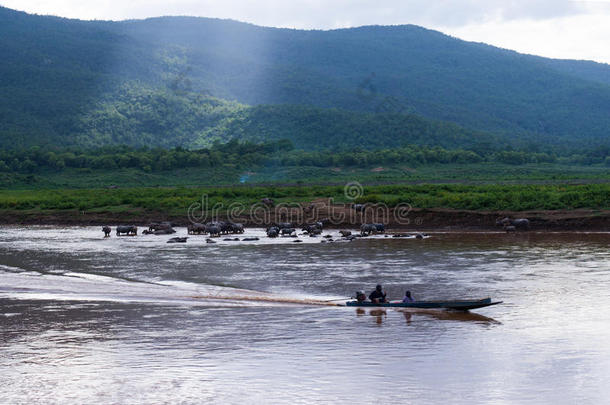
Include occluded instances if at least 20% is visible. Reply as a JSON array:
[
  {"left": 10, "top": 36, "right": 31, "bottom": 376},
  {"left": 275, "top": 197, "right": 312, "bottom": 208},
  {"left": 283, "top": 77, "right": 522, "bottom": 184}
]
[{"left": 1, "top": 6, "right": 609, "bottom": 152}]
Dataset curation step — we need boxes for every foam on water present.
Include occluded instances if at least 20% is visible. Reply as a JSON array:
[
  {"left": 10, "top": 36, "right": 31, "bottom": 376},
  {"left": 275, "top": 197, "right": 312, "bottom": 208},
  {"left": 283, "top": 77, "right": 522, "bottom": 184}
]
[{"left": 1, "top": 266, "right": 343, "bottom": 308}]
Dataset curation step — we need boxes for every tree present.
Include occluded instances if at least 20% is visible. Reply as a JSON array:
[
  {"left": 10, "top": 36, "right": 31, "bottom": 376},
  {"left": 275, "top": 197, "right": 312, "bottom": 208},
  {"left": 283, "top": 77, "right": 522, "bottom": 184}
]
[{"left": 20, "top": 159, "right": 38, "bottom": 173}]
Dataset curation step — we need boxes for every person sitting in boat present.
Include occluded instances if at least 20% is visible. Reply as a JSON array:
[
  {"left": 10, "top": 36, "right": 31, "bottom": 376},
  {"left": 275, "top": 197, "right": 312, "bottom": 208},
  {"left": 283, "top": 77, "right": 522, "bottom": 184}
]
[
  {"left": 355, "top": 290, "right": 367, "bottom": 303},
  {"left": 369, "top": 284, "right": 387, "bottom": 304},
  {"left": 402, "top": 290, "right": 415, "bottom": 303}
]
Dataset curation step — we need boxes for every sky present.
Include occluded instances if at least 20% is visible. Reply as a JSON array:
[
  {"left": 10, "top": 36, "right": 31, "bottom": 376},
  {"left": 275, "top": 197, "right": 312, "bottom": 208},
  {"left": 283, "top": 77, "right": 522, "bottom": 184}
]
[{"left": 2, "top": 0, "right": 610, "bottom": 63}]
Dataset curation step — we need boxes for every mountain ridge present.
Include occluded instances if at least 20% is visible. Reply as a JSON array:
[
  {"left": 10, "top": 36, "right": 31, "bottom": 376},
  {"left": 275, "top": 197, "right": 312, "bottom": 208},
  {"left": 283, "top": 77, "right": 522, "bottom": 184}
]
[{"left": 1, "top": 6, "right": 609, "bottom": 152}]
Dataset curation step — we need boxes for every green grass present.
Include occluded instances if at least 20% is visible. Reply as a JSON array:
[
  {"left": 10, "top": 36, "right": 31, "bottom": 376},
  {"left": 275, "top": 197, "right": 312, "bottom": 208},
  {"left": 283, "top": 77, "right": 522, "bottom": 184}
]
[
  {"left": 1, "top": 162, "right": 607, "bottom": 216},
  {"left": 353, "top": 184, "right": 610, "bottom": 211},
  {"left": 1, "top": 183, "right": 608, "bottom": 215},
  {"left": 1, "top": 163, "right": 609, "bottom": 190}
]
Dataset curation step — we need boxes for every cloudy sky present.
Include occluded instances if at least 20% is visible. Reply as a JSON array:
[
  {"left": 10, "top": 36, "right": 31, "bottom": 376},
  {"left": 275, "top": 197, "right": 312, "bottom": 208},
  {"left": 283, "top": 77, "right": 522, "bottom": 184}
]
[{"left": 2, "top": 0, "right": 610, "bottom": 63}]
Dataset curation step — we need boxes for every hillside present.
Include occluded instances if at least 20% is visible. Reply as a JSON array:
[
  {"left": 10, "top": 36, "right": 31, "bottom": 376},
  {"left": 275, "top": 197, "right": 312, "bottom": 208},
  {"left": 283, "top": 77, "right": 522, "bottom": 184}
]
[
  {"left": 21, "top": 82, "right": 498, "bottom": 151},
  {"left": 1, "top": 6, "right": 610, "bottom": 151}
]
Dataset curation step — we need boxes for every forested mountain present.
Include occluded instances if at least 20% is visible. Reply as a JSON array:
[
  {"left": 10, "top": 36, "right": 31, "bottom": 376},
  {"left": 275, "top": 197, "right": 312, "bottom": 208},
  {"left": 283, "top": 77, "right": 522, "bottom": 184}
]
[
  {"left": 542, "top": 59, "right": 610, "bottom": 86},
  {"left": 1, "top": 6, "right": 609, "bottom": 151},
  {"left": 71, "top": 84, "right": 503, "bottom": 152}
]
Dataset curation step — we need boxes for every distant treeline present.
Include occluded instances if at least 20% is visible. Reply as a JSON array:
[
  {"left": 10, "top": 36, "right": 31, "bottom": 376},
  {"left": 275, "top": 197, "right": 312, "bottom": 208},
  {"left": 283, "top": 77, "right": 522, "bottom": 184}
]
[{"left": 0, "top": 140, "right": 608, "bottom": 174}]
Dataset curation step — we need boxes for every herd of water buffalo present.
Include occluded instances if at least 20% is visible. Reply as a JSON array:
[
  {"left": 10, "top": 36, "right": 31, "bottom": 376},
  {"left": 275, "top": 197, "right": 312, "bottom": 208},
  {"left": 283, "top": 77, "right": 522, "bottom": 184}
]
[
  {"left": 101, "top": 216, "right": 529, "bottom": 240},
  {"left": 101, "top": 220, "right": 387, "bottom": 239},
  {"left": 102, "top": 221, "right": 244, "bottom": 237}
]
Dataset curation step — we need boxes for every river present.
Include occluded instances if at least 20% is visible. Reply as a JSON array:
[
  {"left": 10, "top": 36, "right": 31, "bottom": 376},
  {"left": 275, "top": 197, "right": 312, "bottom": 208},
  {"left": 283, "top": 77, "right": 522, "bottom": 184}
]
[{"left": 1, "top": 226, "right": 609, "bottom": 404}]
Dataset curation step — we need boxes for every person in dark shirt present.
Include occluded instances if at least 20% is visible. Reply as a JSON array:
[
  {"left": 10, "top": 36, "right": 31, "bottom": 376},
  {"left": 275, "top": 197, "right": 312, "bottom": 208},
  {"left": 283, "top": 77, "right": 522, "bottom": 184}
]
[{"left": 369, "top": 284, "right": 387, "bottom": 304}]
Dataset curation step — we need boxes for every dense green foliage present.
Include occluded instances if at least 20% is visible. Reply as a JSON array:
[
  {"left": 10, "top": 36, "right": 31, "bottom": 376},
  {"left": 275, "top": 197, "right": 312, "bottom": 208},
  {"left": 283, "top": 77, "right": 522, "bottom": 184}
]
[
  {"left": 1, "top": 184, "right": 608, "bottom": 213},
  {"left": 1, "top": 6, "right": 610, "bottom": 152},
  {"left": 197, "top": 104, "right": 506, "bottom": 151},
  {"left": 1, "top": 141, "right": 608, "bottom": 176},
  {"left": 74, "top": 85, "right": 507, "bottom": 151},
  {"left": 77, "top": 84, "right": 246, "bottom": 148},
  {"left": 3, "top": 163, "right": 609, "bottom": 190},
  {"left": 0, "top": 141, "right": 607, "bottom": 195}
]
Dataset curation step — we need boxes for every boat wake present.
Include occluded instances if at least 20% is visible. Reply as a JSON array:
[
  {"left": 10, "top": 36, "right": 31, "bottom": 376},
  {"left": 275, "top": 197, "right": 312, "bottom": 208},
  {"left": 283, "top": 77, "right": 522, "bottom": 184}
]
[{"left": 0, "top": 266, "right": 342, "bottom": 307}]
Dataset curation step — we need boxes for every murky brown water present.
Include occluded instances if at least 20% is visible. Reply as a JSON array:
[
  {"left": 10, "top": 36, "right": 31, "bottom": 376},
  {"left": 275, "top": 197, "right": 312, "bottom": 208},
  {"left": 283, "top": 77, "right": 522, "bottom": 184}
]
[{"left": 1, "top": 227, "right": 609, "bottom": 403}]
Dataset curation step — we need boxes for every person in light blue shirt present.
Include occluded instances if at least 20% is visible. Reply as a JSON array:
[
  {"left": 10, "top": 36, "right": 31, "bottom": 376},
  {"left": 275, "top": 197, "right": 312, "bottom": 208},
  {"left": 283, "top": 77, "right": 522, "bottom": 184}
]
[{"left": 402, "top": 290, "right": 415, "bottom": 303}]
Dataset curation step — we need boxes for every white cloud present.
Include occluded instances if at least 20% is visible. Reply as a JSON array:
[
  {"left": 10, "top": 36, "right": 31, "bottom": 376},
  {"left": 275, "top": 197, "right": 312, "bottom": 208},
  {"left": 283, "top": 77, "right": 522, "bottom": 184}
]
[
  {"left": 441, "top": 14, "right": 610, "bottom": 63},
  {"left": 1, "top": 0, "right": 609, "bottom": 63},
  {"left": 1, "top": 0, "right": 600, "bottom": 25}
]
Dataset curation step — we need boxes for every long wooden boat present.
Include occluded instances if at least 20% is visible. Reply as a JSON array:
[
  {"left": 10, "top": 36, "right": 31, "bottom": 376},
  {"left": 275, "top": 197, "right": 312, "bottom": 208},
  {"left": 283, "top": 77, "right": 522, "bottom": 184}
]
[{"left": 344, "top": 297, "right": 501, "bottom": 311}]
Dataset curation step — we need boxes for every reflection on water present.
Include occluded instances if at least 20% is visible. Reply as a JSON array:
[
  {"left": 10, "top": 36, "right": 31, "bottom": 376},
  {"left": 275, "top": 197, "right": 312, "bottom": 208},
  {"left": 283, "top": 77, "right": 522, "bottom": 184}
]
[
  {"left": 1, "top": 227, "right": 610, "bottom": 403},
  {"left": 396, "top": 308, "right": 501, "bottom": 324},
  {"left": 355, "top": 308, "right": 500, "bottom": 326}
]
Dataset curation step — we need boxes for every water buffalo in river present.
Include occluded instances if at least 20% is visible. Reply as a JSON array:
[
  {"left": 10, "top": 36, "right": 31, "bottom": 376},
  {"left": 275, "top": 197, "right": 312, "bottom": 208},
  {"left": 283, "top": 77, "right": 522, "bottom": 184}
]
[
  {"left": 360, "top": 223, "right": 377, "bottom": 236},
  {"left": 149, "top": 222, "right": 174, "bottom": 232},
  {"left": 188, "top": 223, "right": 207, "bottom": 235},
  {"left": 205, "top": 224, "right": 222, "bottom": 237},
  {"left": 497, "top": 217, "right": 530, "bottom": 230},
  {"left": 229, "top": 223, "right": 245, "bottom": 234},
  {"left": 373, "top": 223, "right": 385, "bottom": 233},
  {"left": 281, "top": 228, "right": 296, "bottom": 236},
  {"left": 339, "top": 230, "right": 352, "bottom": 237},
  {"left": 319, "top": 218, "right": 330, "bottom": 226},
  {"left": 266, "top": 226, "right": 279, "bottom": 238},
  {"left": 302, "top": 223, "right": 323, "bottom": 234},
  {"left": 102, "top": 226, "right": 111, "bottom": 237},
  {"left": 116, "top": 225, "right": 137, "bottom": 236},
  {"left": 167, "top": 237, "right": 188, "bottom": 243},
  {"left": 221, "top": 222, "right": 244, "bottom": 234},
  {"left": 154, "top": 228, "right": 176, "bottom": 235},
  {"left": 219, "top": 222, "right": 232, "bottom": 234}
]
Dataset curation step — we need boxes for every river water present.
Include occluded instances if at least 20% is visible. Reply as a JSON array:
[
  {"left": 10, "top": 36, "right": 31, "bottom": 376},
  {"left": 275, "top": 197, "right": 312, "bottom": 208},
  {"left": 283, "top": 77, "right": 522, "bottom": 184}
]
[{"left": 1, "top": 226, "right": 609, "bottom": 404}]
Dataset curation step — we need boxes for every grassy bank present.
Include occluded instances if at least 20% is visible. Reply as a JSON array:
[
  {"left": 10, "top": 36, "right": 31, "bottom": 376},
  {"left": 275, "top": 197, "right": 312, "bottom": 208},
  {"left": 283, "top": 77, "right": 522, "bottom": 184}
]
[{"left": 1, "top": 184, "right": 608, "bottom": 215}]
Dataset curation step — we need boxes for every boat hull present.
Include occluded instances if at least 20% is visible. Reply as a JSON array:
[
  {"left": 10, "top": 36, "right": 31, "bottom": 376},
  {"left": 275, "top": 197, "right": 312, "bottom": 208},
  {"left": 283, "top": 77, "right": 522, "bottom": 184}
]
[{"left": 345, "top": 297, "right": 501, "bottom": 311}]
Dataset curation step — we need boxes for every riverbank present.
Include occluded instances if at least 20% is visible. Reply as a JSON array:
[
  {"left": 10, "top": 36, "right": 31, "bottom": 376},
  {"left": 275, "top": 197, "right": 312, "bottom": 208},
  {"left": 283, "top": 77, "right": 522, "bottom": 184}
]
[
  {"left": 1, "top": 207, "right": 608, "bottom": 231},
  {"left": 1, "top": 183, "right": 608, "bottom": 231}
]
